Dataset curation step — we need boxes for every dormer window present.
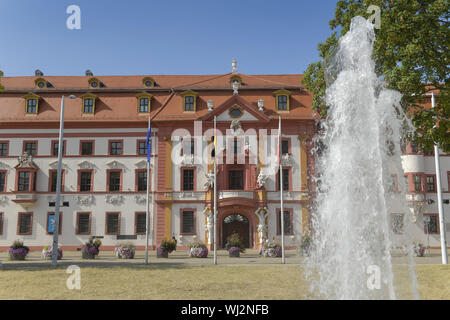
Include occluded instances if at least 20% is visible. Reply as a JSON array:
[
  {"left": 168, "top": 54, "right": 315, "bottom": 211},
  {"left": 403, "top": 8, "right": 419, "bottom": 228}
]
[
  {"left": 23, "top": 93, "right": 40, "bottom": 114},
  {"left": 27, "top": 99, "right": 37, "bottom": 113},
  {"left": 136, "top": 92, "right": 153, "bottom": 113},
  {"left": 278, "top": 95, "right": 288, "bottom": 110},
  {"left": 88, "top": 77, "right": 101, "bottom": 88},
  {"left": 274, "top": 89, "right": 291, "bottom": 111},
  {"left": 185, "top": 96, "right": 194, "bottom": 111},
  {"left": 80, "top": 93, "right": 97, "bottom": 114},
  {"left": 142, "top": 77, "right": 155, "bottom": 88},
  {"left": 229, "top": 74, "right": 242, "bottom": 86},
  {"left": 35, "top": 78, "right": 47, "bottom": 89},
  {"left": 229, "top": 105, "right": 243, "bottom": 118},
  {"left": 181, "top": 90, "right": 198, "bottom": 112},
  {"left": 84, "top": 98, "right": 94, "bottom": 113}
]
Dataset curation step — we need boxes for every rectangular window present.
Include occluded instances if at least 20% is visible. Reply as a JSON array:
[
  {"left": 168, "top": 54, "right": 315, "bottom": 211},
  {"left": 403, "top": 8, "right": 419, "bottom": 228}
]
[
  {"left": 18, "top": 212, "right": 32, "bottom": 235},
  {"left": 184, "top": 96, "right": 194, "bottom": 111},
  {"left": 83, "top": 98, "right": 94, "bottom": 113},
  {"left": 47, "top": 212, "right": 62, "bottom": 235},
  {"left": 232, "top": 140, "right": 241, "bottom": 154},
  {"left": 24, "top": 142, "right": 37, "bottom": 156},
  {"left": 277, "top": 168, "right": 290, "bottom": 191},
  {"left": 281, "top": 140, "right": 289, "bottom": 155},
  {"left": 277, "top": 210, "right": 292, "bottom": 235},
  {"left": 137, "top": 170, "right": 147, "bottom": 191},
  {"left": 182, "top": 210, "right": 195, "bottom": 234},
  {"left": 81, "top": 141, "right": 94, "bottom": 155},
  {"left": 27, "top": 99, "right": 37, "bottom": 113},
  {"left": 109, "top": 141, "right": 122, "bottom": 155},
  {"left": 138, "top": 141, "right": 148, "bottom": 155},
  {"left": 414, "top": 174, "right": 422, "bottom": 192},
  {"left": 50, "top": 171, "right": 57, "bottom": 192},
  {"left": 108, "top": 171, "right": 121, "bottom": 192},
  {"left": 106, "top": 212, "right": 120, "bottom": 235},
  {"left": 135, "top": 212, "right": 146, "bottom": 235},
  {"left": 426, "top": 176, "right": 435, "bottom": 192},
  {"left": 0, "top": 212, "right": 3, "bottom": 235},
  {"left": 79, "top": 171, "right": 92, "bottom": 192},
  {"left": 76, "top": 212, "right": 91, "bottom": 235},
  {"left": 0, "top": 172, "right": 6, "bottom": 192},
  {"left": 18, "top": 171, "right": 30, "bottom": 191},
  {"left": 182, "top": 169, "right": 194, "bottom": 191},
  {"left": 183, "top": 140, "right": 195, "bottom": 155},
  {"left": 139, "top": 98, "right": 149, "bottom": 113},
  {"left": 278, "top": 95, "right": 288, "bottom": 110},
  {"left": 391, "top": 213, "right": 404, "bottom": 234},
  {"left": 229, "top": 170, "right": 244, "bottom": 190},
  {"left": 0, "top": 143, "right": 8, "bottom": 156},
  {"left": 424, "top": 215, "right": 439, "bottom": 234},
  {"left": 52, "top": 141, "right": 65, "bottom": 156}
]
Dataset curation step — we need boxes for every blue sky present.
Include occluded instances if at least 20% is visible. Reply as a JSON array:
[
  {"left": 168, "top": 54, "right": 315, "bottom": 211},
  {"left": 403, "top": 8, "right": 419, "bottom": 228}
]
[{"left": 0, "top": 0, "right": 339, "bottom": 76}]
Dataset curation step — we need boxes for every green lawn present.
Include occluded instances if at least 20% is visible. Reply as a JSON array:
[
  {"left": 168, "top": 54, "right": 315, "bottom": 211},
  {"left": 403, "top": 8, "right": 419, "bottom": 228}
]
[{"left": 0, "top": 264, "right": 448, "bottom": 300}]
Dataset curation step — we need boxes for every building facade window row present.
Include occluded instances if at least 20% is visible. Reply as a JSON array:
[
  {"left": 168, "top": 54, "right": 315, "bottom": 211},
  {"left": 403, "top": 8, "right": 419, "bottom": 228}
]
[{"left": 0, "top": 140, "right": 150, "bottom": 157}]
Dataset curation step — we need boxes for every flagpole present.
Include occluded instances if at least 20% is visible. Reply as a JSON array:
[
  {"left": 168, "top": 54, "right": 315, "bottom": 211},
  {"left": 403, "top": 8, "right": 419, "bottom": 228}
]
[
  {"left": 279, "top": 116, "right": 286, "bottom": 264},
  {"left": 214, "top": 116, "right": 218, "bottom": 265},
  {"left": 145, "top": 116, "right": 151, "bottom": 264}
]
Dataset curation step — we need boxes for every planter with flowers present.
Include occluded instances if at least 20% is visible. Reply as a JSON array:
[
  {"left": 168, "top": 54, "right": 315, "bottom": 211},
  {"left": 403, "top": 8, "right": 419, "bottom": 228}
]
[
  {"left": 82, "top": 237, "right": 102, "bottom": 259},
  {"left": 414, "top": 242, "right": 426, "bottom": 257},
  {"left": 41, "top": 245, "right": 63, "bottom": 260},
  {"left": 115, "top": 242, "right": 136, "bottom": 259},
  {"left": 157, "top": 238, "right": 177, "bottom": 258},
  {"left": 225, "top": 233, "right": 245, "bottom": 258},
  {"left": 8, "top": 240, "right": 30, "bottom": 261},
  {"left": 188, "top": 241, "right": 208, "bottom": 258},
  {"left": 263, "top": 241, "right": 282, "bottom": 257}
]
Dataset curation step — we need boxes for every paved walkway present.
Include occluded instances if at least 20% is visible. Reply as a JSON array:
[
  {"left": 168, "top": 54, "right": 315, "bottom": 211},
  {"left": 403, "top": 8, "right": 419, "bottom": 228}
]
[{"left": 0, "top": 249, "right": 447, "bottom": 270}]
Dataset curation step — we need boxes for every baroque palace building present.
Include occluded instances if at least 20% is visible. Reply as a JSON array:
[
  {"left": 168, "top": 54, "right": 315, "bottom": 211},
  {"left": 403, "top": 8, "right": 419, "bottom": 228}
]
[
  {"left": 0, "top": 65, "right": 316, "bottom": 251},
  {"left": 0, "top": 64, "right": 448, "bottom": 251}
]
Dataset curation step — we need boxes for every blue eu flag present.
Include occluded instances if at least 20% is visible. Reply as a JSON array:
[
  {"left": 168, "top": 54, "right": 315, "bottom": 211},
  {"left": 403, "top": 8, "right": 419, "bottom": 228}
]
[{"left": 146, "top": 120, "right": 151, "bottom": 163}]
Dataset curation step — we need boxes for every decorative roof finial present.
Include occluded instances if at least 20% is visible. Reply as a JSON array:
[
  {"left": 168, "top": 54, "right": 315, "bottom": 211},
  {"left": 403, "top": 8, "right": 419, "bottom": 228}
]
[{"left": 232, "top": 58, "right": 237, "bottom": 73}]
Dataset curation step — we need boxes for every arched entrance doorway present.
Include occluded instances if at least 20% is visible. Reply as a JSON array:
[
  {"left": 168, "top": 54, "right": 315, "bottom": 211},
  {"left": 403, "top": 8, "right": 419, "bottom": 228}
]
[{"left": 222, "top": 214, "right": 250, "bottom": 248}]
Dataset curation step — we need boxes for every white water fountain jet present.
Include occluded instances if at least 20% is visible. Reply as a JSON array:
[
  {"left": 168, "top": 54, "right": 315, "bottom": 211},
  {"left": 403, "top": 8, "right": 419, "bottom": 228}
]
[{"left": 304, "top": 16, "right": 419, "bottom": 300}]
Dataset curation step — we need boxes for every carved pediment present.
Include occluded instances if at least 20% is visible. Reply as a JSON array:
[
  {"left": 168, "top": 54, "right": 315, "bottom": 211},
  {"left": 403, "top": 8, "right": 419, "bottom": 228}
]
[
  {"left": 49, "top": 160, "right": 68, "bottom": 169},
  {"left": 15, "top": 153, "right": 38, "bottom": 170},
  {"left": 77, "top": 195, "right": 95, "bottom": 206},
  {"left": 106, "top": 160, "right": 125, "bottom": 169},
  {"left": 135, "top": 160, "right": 150, "bottom": 169},
  {"left": 106, "top": 194, "right": 124, "bottom": 205},
  {"left": 0, "top": 161, "right": 10, "bottom": 170},
  {"left": 78, "top": 160, "right": 96, "bottom": 170}
]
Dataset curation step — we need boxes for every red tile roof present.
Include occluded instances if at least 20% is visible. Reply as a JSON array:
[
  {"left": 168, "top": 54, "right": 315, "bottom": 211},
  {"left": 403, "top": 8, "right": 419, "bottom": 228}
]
[{"left": 0, "top": 73, "right": 316, "bottom": 124}]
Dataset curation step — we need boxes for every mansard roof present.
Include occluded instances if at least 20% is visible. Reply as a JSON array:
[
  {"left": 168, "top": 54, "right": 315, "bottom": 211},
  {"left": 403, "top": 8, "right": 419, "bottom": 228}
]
[{"left": 0, "top": 73, "right": 316, "bottom": 125}]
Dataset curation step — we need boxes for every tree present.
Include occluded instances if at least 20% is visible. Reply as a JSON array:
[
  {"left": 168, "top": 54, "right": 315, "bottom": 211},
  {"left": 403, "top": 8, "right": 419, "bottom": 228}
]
[
  {"left": 303, "top": 0, "right": 449, "bottom": 152},
  {"left": 0, "top": 70, "right": 3, "bottom": 92}
]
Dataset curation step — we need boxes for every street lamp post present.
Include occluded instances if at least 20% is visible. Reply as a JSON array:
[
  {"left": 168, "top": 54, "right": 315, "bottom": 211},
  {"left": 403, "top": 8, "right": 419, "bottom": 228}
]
[
  {"left": 431, "top": 92, "right": 448, "bottom": 265},
  {"left": 52, "top": 95, "right": 76, "bottom": 267}
]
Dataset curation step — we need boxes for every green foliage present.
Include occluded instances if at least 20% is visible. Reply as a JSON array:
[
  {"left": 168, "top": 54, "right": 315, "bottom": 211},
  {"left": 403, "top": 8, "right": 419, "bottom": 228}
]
[
  {"left": 117, "top": 241, "right": 135, "bottom": 250},
  {"left": 302, "top": 0, "right": 449, "bottom": 152},
  {"left": 85, "top": 236, "right": 102, "bottom": 249},
  {"left": 160, "top": 238, "right": 177, "bottom": 253},
  {"left": 225, "top": 233, "right": 246, "bottom": 253},
  {"left": 189, "top": 240, "right": 206, "bottom": 249},
  {"left": 11, "top": 239, "right": 26, "bottom": 249}
]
